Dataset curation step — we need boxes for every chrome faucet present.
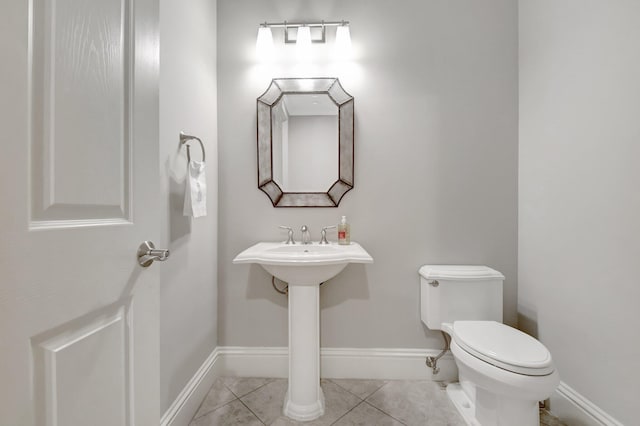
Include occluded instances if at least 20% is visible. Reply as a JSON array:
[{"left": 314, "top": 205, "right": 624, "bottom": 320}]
[
  {"left": 300, "top": 225, "right": 311, "bottom": 245},
  {"left": 279, "top": 226, "right": 295, "bottom": 244}
]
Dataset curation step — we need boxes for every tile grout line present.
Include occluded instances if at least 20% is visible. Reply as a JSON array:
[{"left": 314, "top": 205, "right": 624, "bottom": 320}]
[
  {"left": 227, "top": 379, "right": 280, "bottom": 425},
  {"left": 325, "top": 379, "right": 366, "bottom": 402},
  {"left": 362, "top": 400, "right": 408, "bottom": 426},
  {"left": 363, "top": 380, "right": 390, "bottom": 400},
  {"left": 225, "top": 378, "right": 277, "bottom": 399},
  {"left": 191, "top": 397, "right": 240, "bottom": 423},
  {"left": 189, "top": 390, "right": 210, "bottom": 422},
  {"left": 191, "top": 378, "right": 274, "bottom": 423},
  {"left": 192, "top": 378, "right": 273, "bottom": 426},
  {"left": 329, "top": 400, "right": 366, "bottom": 426},
  {"left": 326, "top": 380, "right": 407, "bottom": 426},
  {"left": 324, "top": 379, "right": 368, "bottom": 426},
  {"left": 327, "top": 378, "right": 389, "bottom": 402},
  {"left": 237, "top": 397, "right": 267, "bottom": 426},
  {"left": 191, "top": 379, "right": 240, "bottom": 421}
]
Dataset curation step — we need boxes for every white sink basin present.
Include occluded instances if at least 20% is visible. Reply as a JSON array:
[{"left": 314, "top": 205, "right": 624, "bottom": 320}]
[{"left": 233, "top": 242, "right": 373, "bottom": 284}]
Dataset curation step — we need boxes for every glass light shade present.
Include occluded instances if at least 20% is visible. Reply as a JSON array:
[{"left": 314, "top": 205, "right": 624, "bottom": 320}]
[
  {"left": 335, "top": 25, "right": 352, "bottom": 59},
  {"left": 256, "top": 26, "right": 274, "bottom": 60},
  {"left": 296, "top": 26, "right": 312, "bottom": 60}
]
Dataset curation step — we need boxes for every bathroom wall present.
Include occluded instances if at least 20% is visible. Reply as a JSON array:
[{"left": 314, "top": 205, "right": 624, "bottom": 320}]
[
  {"left": 218, "top": 0, "right": 518, "bottom": 350},
  {"left": 518, "top": 1, "right": 640, "bottom": 424},
  {"left": 159, "top": 0, "right": 218, "bottom": 413}
]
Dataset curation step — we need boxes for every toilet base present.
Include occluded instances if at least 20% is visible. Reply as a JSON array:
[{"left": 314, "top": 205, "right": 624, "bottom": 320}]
[
  {"left": 447, "top": 382, "right": 540, "bottom": 426},
  {"left": 446, "top": 383, "right": 479, "bottom": 426}
]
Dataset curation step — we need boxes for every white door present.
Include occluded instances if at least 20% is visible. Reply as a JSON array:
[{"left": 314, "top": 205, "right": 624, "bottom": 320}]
[{"left": 0, "top": 0, "right": 161, "bottom": 425}]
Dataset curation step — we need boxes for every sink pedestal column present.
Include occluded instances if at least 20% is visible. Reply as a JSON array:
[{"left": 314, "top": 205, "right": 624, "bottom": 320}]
[{"left": 283, "top": 281, "right": 325, "bottom": 421}]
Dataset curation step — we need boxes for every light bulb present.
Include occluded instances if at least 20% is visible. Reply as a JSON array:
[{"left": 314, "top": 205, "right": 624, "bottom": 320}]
[
  {"left": 296, "top": 26, "right": 312, "bottom": 61},
  {"left": 335, "top": 24, "right": 352, "bottom": 60},
  {"left": 256, "top": 25, "right": 273, "bottom": 61}
]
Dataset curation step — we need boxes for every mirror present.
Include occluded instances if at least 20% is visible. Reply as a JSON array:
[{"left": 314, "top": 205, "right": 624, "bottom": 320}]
[
  {"left": 272, "top": 94, "right": 338, "bottom": 192},
  {"left": 257, "top": 78, "right": 354, "bottom": 207}
]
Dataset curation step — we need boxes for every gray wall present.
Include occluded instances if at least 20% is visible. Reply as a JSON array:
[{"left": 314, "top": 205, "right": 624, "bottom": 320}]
[
  {"left": 159, "top": 0, "right": 218, "bottom": 413},
  {"left": 218, "top": 0, "right": 518, "bottom": 350},
  {"left": 518, "top": 1, "right": 640, "bottom": 424}
]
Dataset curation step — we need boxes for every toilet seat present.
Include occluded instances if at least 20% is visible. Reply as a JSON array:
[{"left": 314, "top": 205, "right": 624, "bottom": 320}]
[{"left": 453, "top": 321, "right": 554, "bottom": 376}]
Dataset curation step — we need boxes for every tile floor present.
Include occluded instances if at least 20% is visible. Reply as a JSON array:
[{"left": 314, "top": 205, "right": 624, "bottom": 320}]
[{"left": 190, "top": 378, "right": 567, "bottom": 426}]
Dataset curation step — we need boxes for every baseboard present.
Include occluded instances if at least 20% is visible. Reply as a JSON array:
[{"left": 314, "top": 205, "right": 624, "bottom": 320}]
[
  {"left": 160, "top": 348, "right": 222, "bottom": 426},
  {"left": 215, "top": 346, "right": 457, "bottom": 381},
  {"left": 161, "top": 345, "right": 455, "bottom": 426},
  {"left": 549, "top": 381, "right": 624, "bottom": 426},
  {"left": 321, "top": 347, "right": 456, "bottom": 381}
]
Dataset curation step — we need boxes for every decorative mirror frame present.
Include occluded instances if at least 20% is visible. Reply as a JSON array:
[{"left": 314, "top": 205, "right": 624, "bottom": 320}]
[{"left": 257, "top": 77, "right": 354, "bottom": 207}]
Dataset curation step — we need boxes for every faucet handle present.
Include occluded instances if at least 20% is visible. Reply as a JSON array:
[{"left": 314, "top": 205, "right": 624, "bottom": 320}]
[
  {"left": 279, "top": 226, "right": 295, "bottom": 244},
  {"left": 319, "top": 225, "right": 337, "bottom": 245}
]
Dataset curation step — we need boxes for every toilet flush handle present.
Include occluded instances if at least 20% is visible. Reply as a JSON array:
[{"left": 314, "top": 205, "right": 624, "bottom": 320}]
[{"left": 428, "top": 280, "right": 439, "bottom": 287}]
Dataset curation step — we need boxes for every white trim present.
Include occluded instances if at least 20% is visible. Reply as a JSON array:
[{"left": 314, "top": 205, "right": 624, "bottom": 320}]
[
  {"left": 549, "top": 381, "right": 624, "bottom": 426},
  {"left": 215, "top": 346, "right": 456, "bottom": 381},
  {"left": 161, "top": 346, "right": 456, "bottom": 426},
  {"left": 160, "top": 348, "right": 222, "bottom": 426},
  {"left": 321, "top": 347, "right": 456, "bottom": 381}
]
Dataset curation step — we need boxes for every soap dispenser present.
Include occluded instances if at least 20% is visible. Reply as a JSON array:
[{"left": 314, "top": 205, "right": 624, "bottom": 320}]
[{"left": 338, "top": 215, "right": 350, "bottom": 245}]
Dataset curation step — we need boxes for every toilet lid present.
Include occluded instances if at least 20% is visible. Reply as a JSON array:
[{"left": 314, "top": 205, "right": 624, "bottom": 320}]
[{"left": 453, "top": 321, "right": 554, "bottom": 376}]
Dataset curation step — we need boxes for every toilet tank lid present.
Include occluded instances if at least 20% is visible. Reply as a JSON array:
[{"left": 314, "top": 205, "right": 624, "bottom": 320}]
[{"left": 419, "top": 265, "right": 505, "bottom": 281}]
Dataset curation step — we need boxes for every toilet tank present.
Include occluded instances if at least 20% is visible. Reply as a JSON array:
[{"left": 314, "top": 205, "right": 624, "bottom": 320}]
[{"left": 419, "top": 265, "right": 504, "bottom": 331}]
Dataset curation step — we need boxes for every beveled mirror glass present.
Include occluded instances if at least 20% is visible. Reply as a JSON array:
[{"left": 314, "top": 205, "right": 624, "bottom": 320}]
[{"left": 257, "top": 78, "right": 354, "bottom": 207}]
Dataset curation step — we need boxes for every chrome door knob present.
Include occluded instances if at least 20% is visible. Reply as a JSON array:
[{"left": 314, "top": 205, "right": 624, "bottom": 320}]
[{"left": 137, "top": 241, "right": 170, "bottom": 267}]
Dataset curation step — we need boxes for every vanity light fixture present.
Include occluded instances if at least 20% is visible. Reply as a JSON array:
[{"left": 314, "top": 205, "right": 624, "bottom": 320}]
[
  {"left": 256, "top": 24, "right": 274, "bottom": 60},
  {"left": 255, "top": 20, "right": 351, "bottom": 57},
  {"left": 295, "top": 25, "right": 312, "bottom": 61},
  {"left": 334, "top": 22, "right": 352, "bottom": 58}
]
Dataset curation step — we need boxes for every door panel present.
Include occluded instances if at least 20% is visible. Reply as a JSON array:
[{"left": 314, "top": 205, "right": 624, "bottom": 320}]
[
  {"left": 0, "top": 0, "right": 160, "bottom": 424},
  {"left": 34, "top": 305, "right": 129, "bottom": 426},
  {"left": 30, "top": 0, "right": 132, "bottom": 225}
]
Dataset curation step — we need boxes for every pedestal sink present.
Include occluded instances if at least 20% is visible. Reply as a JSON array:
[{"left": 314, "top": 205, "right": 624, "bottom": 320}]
[{"left": 233, "top": 242, "right": 373, "bottom": 421}]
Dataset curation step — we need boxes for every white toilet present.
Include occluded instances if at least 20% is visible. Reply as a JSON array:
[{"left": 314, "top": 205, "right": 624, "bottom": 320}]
[{"left": 419, "top": 265, "right": 559, "bottom": 426}]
